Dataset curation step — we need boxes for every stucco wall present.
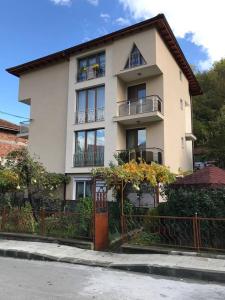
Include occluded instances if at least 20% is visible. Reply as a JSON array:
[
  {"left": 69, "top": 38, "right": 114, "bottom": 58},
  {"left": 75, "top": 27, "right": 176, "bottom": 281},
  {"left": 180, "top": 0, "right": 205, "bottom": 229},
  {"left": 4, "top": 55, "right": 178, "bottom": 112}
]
[
  {"left": 155, "top": 30, "right": 193, "bottom": 172},
  {"left": 19, "top": 61, "right": 69, "bottom": 173}
]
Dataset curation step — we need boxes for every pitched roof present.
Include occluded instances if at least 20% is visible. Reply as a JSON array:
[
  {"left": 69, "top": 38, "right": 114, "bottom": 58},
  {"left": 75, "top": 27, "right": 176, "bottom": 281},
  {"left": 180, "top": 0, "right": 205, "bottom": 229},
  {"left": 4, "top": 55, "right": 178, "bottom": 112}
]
[
  {"left": 0, "top": 119, "right": 19, "bottom": 132},
  {"left": 174, "top": 166, "right": 225, "bottom": 187},
  {"left": 6, "top": 14, "right": 202, "bottom": 96}
]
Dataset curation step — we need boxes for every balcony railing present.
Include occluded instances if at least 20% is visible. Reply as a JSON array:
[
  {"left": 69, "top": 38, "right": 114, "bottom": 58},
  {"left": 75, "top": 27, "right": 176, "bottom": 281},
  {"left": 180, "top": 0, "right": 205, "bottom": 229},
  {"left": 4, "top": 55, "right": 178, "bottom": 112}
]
[
  {"left": 75, "top": 108, "right": 105, "bottom": 124},
  {"left": 73, "top": 149, "right": 104, "bottom": 167},
  {"left": 116, "top": 147, "right": 163, "bottom": 164},
  {"left": 77, "top": 65, "right": 105, "bottom": 82},
  {"left": 117, "top": 95, "right": 163, "bottom": 117},
  {"left": 19, "top": 121, "right": 30, "bottom": 135}
]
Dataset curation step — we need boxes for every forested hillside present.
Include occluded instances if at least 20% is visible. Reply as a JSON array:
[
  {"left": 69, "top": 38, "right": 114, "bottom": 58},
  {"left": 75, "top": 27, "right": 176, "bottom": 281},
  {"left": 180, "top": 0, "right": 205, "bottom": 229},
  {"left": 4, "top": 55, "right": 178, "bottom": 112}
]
[{"left": 193, "top": 59, "right": 225, "bottom": 167}]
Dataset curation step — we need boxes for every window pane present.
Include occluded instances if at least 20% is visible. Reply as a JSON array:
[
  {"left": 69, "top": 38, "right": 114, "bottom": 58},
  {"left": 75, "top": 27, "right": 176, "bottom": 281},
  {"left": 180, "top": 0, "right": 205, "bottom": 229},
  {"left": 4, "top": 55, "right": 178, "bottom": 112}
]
[
  {"left": 87, "top": 89, "right": 95, "bottom": 122},
  {"left": 138, "top": 129, "right": 146, "bottom": 148},
  {"left": 77, "top": 91, "right": 86, "bottom": 112},
  {"left": 96, "top": 129, "right": 105, "bottom": 147},
  {"left": 137, "top": 87, "right": 146, "bottom": 99},
  {"left": 88, "top": 56, "right": 97, "bottom": 66},
  {"left": 79, "top": 59, "right": 87, "bottom": 68},
  {"left": 85, "top": 181, "right": 92, "bottom": 198},
  {"left": 96, "top": 87, "right": 105, "bottom": 108},
  {"left": 87, "top": 131, "right": 95, "bottom": 151},
  {"left": 126, "top": 130, "right": 136, "bottom": 149},
  {"left": 76, "top": 182, "right": 84, "bottom": 199},
  {"left": 76, "top": 131, "right": 85, "bottom": 152}
]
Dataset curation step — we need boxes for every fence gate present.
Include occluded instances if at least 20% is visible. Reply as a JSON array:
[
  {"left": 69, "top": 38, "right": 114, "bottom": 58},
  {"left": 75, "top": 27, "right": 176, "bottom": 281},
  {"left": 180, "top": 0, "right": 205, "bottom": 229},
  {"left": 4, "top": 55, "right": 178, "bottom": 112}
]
[{"left": 93, "top": 179, "right": 109, "bottom": 251}]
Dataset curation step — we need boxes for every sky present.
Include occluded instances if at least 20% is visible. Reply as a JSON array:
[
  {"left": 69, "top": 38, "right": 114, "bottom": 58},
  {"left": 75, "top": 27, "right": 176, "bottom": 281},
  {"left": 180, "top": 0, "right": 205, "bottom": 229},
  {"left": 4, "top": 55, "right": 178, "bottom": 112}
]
[{"left": 0, "top": 0, "right": 224, "bottom": 124}]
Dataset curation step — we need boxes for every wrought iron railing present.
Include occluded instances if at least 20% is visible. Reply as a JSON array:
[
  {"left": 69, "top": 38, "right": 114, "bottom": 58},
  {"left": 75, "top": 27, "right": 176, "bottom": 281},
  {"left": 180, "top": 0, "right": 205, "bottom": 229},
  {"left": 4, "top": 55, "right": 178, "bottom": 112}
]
[
  {"left": 77, "top": 65, "right": 105, "bottom": 82},
  {"left": 75, "top": 107, "right": 105, "bottom": 124},
  {"left": 122, "top": 215, "right": 225, "bottom": 252},
  {"left": 117, "top": 95, "right": 163, "bottom": 117},
  {"left": 117, "top": 147, "right": 163, "bottom": 164},
  {"left": 73, "top": 149, "right": 104, "bottom": 167}
]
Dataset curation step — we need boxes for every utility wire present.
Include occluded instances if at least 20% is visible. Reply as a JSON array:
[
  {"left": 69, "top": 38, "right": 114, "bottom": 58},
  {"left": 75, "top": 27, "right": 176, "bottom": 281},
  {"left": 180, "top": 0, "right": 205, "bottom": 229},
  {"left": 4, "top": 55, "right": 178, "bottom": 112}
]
[{"left": 0, "top": 110, "right": 29, "bottom": 120}]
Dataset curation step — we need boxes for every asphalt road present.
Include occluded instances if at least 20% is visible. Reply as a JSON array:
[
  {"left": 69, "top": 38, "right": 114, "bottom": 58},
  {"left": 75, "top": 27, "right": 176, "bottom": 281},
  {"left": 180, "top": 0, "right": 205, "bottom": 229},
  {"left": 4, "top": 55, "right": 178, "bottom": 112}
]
[{"left": 0, "top": 257, "right": 225, "bottom": 300}]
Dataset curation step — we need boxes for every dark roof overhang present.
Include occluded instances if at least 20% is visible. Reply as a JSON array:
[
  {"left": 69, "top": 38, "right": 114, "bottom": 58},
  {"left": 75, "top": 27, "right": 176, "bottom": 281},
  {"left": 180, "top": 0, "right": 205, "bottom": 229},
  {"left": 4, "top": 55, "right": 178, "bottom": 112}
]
[{"left": 6, "top": 14, "right": 202, "bottom": 96}]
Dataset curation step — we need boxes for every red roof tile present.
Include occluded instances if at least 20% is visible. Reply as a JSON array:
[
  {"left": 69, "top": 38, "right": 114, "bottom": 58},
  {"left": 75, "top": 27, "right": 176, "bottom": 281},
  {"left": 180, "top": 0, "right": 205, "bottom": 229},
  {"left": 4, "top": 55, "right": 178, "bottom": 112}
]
[
  {"left": 174, "top": 167, "right": 225, "bottom": 187},
  {"left": 0, "top": 119, "right": 19, "bottom": 132}
]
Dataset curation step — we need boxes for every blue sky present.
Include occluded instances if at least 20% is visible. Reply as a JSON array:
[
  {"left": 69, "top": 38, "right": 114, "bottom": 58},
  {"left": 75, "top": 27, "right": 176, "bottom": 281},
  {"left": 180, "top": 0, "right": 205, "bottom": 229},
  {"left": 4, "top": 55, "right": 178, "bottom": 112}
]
[{"left": 0, "top": 0, "right": 210, "bottom": 124}]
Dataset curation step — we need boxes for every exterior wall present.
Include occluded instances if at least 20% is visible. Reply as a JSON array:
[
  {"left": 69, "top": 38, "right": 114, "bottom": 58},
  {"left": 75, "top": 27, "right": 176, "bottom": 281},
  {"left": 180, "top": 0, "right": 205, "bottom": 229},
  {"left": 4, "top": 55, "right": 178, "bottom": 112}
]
[
  {"left": 155, "top": 30, "right": 193, "bottom": 173},
  {"left": 19, "top": 61, "right": 69, "bottom": 173},
  {"left": 17, "top": 24, "right": 194, "bottom": 194}
]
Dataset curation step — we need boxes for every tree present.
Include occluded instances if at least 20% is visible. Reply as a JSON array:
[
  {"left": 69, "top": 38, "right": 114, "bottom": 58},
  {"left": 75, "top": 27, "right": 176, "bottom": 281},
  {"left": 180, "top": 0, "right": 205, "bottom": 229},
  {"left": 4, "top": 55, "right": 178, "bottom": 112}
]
[
  {"left": 5, "top": 148, "right": 69, "bottom": 213},
  {"left": 193, "top": 59, "right": 225, "bottom": 147},
  {"left": 0, "top": 169, "right": 19, "bottom": 193},
  {"left": 207, "top": 106, "right": 225, "bottom": 168}
]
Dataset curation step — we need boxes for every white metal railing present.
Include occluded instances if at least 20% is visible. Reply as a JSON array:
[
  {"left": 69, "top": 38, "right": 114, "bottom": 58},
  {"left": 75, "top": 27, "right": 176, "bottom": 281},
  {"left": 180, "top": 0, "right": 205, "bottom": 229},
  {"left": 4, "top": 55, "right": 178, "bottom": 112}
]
[{"left": 117, "top": 95, "right": 163, "bottom": 117}]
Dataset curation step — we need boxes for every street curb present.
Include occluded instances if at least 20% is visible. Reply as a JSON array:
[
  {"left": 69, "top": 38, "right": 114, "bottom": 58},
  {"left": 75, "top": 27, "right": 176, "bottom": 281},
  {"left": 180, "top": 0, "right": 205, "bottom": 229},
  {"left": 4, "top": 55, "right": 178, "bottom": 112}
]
[{"left": 0, "top": 248, "right": 225, "bottom": 284}]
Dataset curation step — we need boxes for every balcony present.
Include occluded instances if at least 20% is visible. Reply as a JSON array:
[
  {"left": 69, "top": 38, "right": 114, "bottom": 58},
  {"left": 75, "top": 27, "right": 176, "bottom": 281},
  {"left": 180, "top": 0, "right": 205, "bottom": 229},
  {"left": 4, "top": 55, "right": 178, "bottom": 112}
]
[
  {"left": 18, "top": 121, "right": 30, "bottom": 138},
  {"left": 117, "top": 148, "right": 163, "bottom": 164},
  {"left": 77, "top": 65, "right": 105, "bottom": 82},
  {"left": 75, "top": 108, "right": 104, "bottom": 124},
  {"left": 73, "top": 149, "right": 104, "bottom": 167},
  {"left": 113, "top": 95, "right": 163, "bottom": 125}
]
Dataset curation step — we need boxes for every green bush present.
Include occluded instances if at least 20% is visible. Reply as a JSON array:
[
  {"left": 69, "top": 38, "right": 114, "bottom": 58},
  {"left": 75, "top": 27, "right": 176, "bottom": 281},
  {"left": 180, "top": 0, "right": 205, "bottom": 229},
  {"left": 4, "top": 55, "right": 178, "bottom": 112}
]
[
  {"left": 3, "top": 204, "right": 36, "bottom": 233},
  {"left": 158, "top": 186, "right": 225, "bottom": 217}
]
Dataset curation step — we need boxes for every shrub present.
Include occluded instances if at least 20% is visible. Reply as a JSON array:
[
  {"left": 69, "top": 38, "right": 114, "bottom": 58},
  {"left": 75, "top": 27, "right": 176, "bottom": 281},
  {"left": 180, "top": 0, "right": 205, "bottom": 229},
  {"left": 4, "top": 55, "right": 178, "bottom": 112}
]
[
  {"left": 3, "top": 204, "right": 36, "bottom": 233},
  {"left": 158, "top": 186, "right": 225, "bottom": 217}
]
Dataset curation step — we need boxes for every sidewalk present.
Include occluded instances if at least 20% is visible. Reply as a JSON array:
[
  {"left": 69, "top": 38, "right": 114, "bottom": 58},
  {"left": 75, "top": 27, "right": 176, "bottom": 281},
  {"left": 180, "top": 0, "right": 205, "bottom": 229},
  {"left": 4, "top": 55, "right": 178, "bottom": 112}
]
[{"left": 0, "top": 239, "right": 225, "bottom": 283}]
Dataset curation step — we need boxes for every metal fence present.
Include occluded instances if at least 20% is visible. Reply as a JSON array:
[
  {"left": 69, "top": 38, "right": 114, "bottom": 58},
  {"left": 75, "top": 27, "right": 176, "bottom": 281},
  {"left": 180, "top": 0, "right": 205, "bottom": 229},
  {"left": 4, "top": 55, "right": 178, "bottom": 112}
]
[
  {"left": 0, "top": 208, "right": 93, "bottom": 240},
  {"left": 122, "top": 215, "right": 225, "bottom": 252}
]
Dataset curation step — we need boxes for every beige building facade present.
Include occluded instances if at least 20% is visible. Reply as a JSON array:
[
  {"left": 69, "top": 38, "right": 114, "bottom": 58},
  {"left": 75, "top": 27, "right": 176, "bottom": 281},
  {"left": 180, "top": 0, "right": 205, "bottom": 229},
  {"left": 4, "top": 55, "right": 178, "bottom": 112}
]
[{"left": 7, "top": 14, "right": 201, "bottom": 201}]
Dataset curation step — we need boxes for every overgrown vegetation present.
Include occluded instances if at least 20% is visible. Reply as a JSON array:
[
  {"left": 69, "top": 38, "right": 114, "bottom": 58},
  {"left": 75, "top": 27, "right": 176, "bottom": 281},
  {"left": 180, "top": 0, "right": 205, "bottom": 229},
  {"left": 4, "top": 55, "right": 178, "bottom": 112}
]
[
  {"left": 193, "top": 59, "right": 225, "bottom": 166},
  {"left": 157, "top": 186, "right": 225, "bottom": 218}
]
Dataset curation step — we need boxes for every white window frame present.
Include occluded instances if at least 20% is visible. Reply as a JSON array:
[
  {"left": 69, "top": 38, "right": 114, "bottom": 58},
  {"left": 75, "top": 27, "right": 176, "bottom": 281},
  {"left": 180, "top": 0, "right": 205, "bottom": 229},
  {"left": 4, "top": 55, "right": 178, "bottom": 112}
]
[{"left": 73, "top": 176, "right": 92, "bottom": 200}]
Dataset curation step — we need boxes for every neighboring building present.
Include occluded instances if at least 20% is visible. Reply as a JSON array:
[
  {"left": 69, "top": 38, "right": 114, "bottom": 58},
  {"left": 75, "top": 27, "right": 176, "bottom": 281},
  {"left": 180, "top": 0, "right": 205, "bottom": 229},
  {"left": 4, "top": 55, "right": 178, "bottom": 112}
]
[
  {"left": 0, "top": 119, "right": 27, "bottom": 164},
  {"left": 6, "top": 14, "right": 202, "bottom": 200}
]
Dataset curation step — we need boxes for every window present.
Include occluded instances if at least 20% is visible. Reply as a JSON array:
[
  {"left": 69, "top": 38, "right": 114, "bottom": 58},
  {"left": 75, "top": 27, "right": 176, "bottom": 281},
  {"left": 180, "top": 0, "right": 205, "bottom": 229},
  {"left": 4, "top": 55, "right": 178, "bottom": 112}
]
[
  {"left": 126, "top": 128, "right": 146, "bottom": 149},
  {"left": 75, "top": 180, "right": 92, "bottom": 200},
  {"left": 77, "top": 52, "right": 105, "bottom": 82},
  {"left": 76, "top": 86, "right": 105, "bottom": 124},
  {"left": 74, "top": 129, "right": 105, "bottom": 167},
  {"left": 125, "top": 44, "right": 146, "bottom": 69}
]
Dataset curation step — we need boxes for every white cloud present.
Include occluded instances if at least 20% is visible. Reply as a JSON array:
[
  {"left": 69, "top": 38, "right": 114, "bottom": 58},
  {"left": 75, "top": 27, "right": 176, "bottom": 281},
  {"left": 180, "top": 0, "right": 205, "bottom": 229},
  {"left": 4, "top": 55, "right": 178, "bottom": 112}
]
[
  {"left": 119, "top": 0, "right": 225, "bottom": 70},
  {"left": 87, "top": 0, "right": 99, "bottom": 6},
  {"left": 100, "top": 13, "right": 110, "bottom": 22},
  {"left": 50, "top": 0, "right": 71, "bottom": 5},
  {"left": 115, "top": 17, "right": 131, "bottom": 26}
]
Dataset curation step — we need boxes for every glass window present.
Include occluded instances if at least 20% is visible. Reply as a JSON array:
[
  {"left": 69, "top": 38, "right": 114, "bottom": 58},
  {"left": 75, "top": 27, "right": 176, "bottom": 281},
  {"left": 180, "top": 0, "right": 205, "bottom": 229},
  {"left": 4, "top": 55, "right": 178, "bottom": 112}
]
[
  {"left": 78, "top": 52, "right": 105, "bottom": 82},
  {"left": 74, "top": 129, "right": 105, "bottom": 167},
  {"left": 96, "top": 86, "right": 105, "bottom": 109},
  {"left": 76, "top": 131, "right": 85, "bottom": 152},
  {"left": 138, "top": 129, "right": 146, "bottom": 148},
  {"left": 76, "top": 181, "right": 85, "bottom": 199},
  {"left": 125, "top": 45, "right": 146, "bottom": 69},
  {"left": 77, "top": 91, "right": 86, "bottom": 112},
  {"left": 75, "top": 181, "right": 92, "bottom": 199},
  {"left": 76, "top": 86, "right": 105, "bottom": 124}
]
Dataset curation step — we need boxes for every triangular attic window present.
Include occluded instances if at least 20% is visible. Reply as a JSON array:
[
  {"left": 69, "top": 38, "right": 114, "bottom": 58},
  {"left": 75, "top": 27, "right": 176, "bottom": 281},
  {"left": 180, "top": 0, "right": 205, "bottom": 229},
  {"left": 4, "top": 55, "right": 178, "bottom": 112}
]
[{"left": 124, "top": 44, "right": 146, "bottom": 69}]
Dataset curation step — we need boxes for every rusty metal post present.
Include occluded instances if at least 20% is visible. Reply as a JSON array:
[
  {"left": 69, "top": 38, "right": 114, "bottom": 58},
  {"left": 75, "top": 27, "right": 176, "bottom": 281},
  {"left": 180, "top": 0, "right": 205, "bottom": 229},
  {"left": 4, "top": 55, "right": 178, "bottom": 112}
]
[{"left": 193, "top": 213, "right": 200, "bottom": 252}]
